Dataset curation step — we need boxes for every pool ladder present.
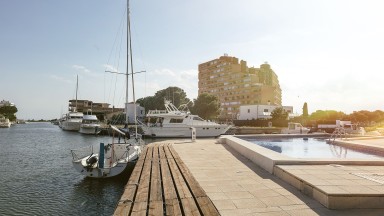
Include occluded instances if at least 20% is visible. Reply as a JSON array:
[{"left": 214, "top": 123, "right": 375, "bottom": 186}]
[{"left": 328, "top": 127, "right": 347, "bottom": 143}]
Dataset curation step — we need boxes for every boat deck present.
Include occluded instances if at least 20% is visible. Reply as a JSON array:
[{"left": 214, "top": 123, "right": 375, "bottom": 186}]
[{"left": 114, "top": 143, "right": 219, "bottom": 216}]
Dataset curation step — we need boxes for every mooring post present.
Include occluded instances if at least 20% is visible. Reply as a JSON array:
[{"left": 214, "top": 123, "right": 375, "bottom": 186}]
[{"left": 99, "top": 143, "right": 104, "bottom": 168}]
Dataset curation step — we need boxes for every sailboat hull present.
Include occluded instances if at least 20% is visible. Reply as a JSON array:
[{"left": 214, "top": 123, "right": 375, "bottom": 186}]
[
  {"left": 71, "top": 143, "right": 142, "bottom": 178},
  {"left": 72, "top": 159, "right": 131, "bottom": 178}
]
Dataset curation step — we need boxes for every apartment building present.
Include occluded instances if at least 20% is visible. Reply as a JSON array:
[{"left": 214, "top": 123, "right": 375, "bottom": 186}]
[{"left": 198, "top": 54, "right": 282, "bottom": 119}]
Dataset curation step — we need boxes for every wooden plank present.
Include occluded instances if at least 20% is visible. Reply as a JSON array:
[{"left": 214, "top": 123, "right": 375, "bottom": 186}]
[
  {"left": 163, "top": 144, "right": 175, "bottom": 160},
  {"left": 114, "top": 202, "right": 131, "bottom": 216},
  {"left": 180, "top": 197, "right": 201, "bottom": 216},
  {"left": 158, "top": 143, "right": 166, "bottom": 160},
  {"left": 168, "top": 159, "right": 193, "bottom": 199},
  {"left": 130, "top": 201, "right": 147, "bottom": 216},
  {"left": 135, "top": 145, "right": 153, "bottom": 203},
  {"left": 160, "top": 149, "right": 182, "bottom": 215},
  {"left": 114, "top": 145, "right": 150, "bottom": 215},
  {"left": 127, "top": 145, "right": 148, "bottom": 185},
  {"left": 168, "top": 159, "right": 200, "bottom": 215},
  {"left": 175, "top": 157, "right": 206, "bottom": 198},
  {"left": 148, "top": 201, "right": 163, "bottom": 216},
  {"left": 196, "top": 197, "right": 220, "bottom": 216},
  {"left": 170, "top": 145, "right": 218, "bottom": 215},
  {"left": 150, "top": 144, "right": 163, "bottom": 202},
  {"left": 114, "top": 184, "right": 137, "bottom": 215},
  {"left": 164, "top": 199, "right": 182, "bottom": 216}
]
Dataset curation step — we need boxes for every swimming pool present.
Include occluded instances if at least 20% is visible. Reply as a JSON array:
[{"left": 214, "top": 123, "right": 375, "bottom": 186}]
[{"left": 240, "top": 137, "right": 383, "bottom": 159}]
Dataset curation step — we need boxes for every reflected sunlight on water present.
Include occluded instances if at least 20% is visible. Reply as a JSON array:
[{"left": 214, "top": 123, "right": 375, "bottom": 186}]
[{"left": 0, "top": 123, "right": 138, "bottom": 215}]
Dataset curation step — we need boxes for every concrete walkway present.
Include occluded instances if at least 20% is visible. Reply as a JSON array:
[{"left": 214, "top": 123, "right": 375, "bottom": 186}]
[{"left": 172, "top": 139, "right": 384, "bottom": 216}]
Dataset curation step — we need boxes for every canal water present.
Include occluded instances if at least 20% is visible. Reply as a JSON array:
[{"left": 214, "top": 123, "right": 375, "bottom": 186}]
[{"left": 0, "top": 122, "right": 140, "bottom": 215}]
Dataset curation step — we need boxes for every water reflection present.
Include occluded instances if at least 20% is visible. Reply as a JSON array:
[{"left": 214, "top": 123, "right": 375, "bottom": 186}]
[
  {"left": 242, "top": 136, "right": 383, "bottom": 159},
  {"left": 0, "top": 123, "right": 138, "bottom": 216}
]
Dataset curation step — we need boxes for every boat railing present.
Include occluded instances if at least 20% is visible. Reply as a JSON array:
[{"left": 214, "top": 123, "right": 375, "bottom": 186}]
[
  {"left": 71, "top": 145, "right": 97, "bottom": 161},
  {"left": 147, "top": 110, "right": 168, "bottom": 115}
]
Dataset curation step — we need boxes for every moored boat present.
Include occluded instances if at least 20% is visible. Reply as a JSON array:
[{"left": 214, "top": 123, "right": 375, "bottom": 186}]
[
  {"left": 139, "top": 100, "right": 232, "bottom": 138},
  {"left": 281, "top": 122, "right": 310, "bottom": 134},
  {"left": 79, "top": 114, "right": 101, "bottom": 135},
  {"left": 60, "top": 75, "right": 83, "bottom": 131},
  {"left": 71, "top": 126, "right": 143, "bottom": 178},
  {"left": 60, "top": 111, "right": 83, "bottom": 131},
  {"left": 0, "top": 116, "right": 11, "bottom": 128},
  {"left": 70, "top": 0, "right": 145, "bottom": 178}
]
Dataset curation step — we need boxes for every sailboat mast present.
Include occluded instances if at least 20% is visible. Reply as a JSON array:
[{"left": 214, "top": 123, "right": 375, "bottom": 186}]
[
  {"left": 75, "top": 74, "right": 78, "bottom": 111},
  {"left": 127, "top": 0, "right": 138, "bottom": 137},
  {"left": 125, "top": 1, "right": 129, "bottom": 124}
]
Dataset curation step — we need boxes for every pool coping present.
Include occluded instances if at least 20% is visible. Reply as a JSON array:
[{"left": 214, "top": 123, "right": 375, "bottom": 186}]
[{"left": 219, "top": 135, "right": 384, "bottom": 209}]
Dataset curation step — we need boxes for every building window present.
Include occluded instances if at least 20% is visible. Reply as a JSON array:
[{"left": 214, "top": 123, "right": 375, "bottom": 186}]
[
  {"left": 264, "top": 109, "right": 268, "bottom": 112},
  {"left": 247, "top": 109, "right": 250, "bottom": 113}
]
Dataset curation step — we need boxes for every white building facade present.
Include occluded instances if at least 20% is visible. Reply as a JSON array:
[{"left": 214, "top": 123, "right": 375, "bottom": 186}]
[
  {"left": 238, "top": 104, "right": 295, "bottom": 120},
  {"left": 0, "top": 100, "right": 15, "bottom": 107},
  {"left": 125, "top": 103, "right": 145, "bottom": 124}
]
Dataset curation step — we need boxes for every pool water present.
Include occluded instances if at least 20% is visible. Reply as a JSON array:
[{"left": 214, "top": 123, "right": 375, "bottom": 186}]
[{"left": 241, "top": 137, "right": 383, "bottom": 159}]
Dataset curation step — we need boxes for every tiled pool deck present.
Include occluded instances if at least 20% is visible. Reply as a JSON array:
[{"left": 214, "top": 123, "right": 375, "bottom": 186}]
[{"left": 171, "top": 136, "right": 384, "bottom": 215}]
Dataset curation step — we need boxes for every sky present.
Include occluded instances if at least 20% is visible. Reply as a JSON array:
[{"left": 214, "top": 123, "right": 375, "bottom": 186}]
[{"left": 1, "top": 0, "right": 383, "bottom": 120}]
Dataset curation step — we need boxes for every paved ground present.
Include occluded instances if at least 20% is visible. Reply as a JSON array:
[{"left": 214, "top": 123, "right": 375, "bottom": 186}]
[{"left": 172, "top": 139, "right": 384, "bottom": 216}]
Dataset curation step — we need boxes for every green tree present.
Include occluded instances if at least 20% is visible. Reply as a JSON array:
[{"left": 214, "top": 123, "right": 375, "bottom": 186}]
[
  {"left": 109, "top": 113, "right": 125, "bottom": 125},
  {"left": 190, "top": 93, "right": 220, "bottom": 120},
  {"left": 309, "top": 110, "right": 345, "bottom": 123},
  {"left": 136, "top": 96, "right": 157, "bottom": 112},
  {"left": 271, "top": 107, "right": 288, "bottom": 120},
  {"left": 302, "top": 102, "right": 308, "bottom": 117},
  {"left": 137, "top": 86, "right": 191, "bottom": 112},
  {"left": 0, "top": 105, "right": 18, "bottom": 121}
]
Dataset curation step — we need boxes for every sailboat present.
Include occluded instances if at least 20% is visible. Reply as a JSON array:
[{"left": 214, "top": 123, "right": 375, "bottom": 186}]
[
  {"left": 59, "top": 75, "right": 84, "bottom": 131},
  {"left": 70, "top": 0, "right": 145, "bottom": 178}
]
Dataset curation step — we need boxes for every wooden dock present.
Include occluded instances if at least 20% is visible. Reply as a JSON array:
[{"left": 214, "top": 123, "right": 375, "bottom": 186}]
[{"left": 114, "top": 143, "right": 220, "bottom": 216}]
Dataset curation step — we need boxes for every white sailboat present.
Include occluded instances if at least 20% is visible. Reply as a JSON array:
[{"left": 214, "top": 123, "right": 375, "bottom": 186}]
[
  {"left": 70, "top": 0, "right": 145, "bottom": 178},
  {"left": 59, "top": 75, "right": 83, "bottom": 131}
]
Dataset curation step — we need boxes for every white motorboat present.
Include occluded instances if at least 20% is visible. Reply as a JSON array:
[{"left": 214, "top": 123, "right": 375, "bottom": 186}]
[
  {"left": 60, "top": 111, "right": 83, "bottom": 131},
  {"left": 0, "top": 116, "right": 11, "bottom": 128},
  {"left": 281, "top": 122, "right": 310, "bottom": 134},
  {"left": 79, "top": 114, "right": 101, "bottom": 135},
  {"left": 60, "top": 75, "right": 83, "bottom": 131},
  {"left": 70, "top": 0, "right": 145, "bottom": 178},
  {"left": 140, "top": 100, "right": 232, "bottom": 138}
]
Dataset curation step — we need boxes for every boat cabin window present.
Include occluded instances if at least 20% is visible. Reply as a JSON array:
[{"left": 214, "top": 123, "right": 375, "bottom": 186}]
[
  {"left": 193, "top": 117, "right": 204, "bottom": 121},
  {"left": 170, "top": 118, "right": 183, "bottom": 123}
]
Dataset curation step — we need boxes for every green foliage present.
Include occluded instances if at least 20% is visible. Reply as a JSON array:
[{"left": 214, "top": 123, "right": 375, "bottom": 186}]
[
  {"left": 344, "top": 110, "right": 384, "bottom": 125},
  {"left": 302, "top": 102, "right": 308, "bottom": 117},
  {"left": 136, "top": 86, "right": 190, "bottom": 112},
  {"left": 190, "top": 93, "right": 220, "bottom": 120},
  {"left": 0, "top": 105, "right": 18, "bottom": 121},
  {"left": 109, "top": 113, "right": 125, "bottom": 125},
  {"left": 309, "top": 110, "right": 345, "bottom": 122},
  {"left": 305, "top": 109, "right": 384, "bottom": 127},
  {"left": 270, "top": 107, "right": 288, "bottom": 120}
]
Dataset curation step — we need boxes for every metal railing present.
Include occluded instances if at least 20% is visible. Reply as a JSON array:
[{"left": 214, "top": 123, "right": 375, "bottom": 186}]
[{"left": 328, "top": 127, "right": 348, "bottom": 143}]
